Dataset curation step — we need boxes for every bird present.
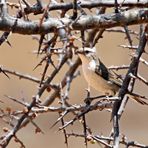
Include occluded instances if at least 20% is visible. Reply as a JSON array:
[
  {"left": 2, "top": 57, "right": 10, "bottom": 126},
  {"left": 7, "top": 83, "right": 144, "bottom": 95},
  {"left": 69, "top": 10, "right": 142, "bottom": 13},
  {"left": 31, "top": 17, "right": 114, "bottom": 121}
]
[{"left": 76, "top": 47, "right": 148, "bottom": 105}]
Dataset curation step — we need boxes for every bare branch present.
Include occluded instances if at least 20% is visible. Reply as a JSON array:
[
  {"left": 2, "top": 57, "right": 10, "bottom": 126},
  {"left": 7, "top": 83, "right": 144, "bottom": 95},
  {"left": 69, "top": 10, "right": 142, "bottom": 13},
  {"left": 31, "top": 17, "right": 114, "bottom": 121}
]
[
  {"left": 6, "top": 0, "right": 148, "bottom": 13},
  {"left": 0, "top": 9, "right": 147, "bottom": 34},
  {"left": 72, "top": 9, "right": 148, "bottom": 30},
  {"left": 0, "top": 66, "right": 41, "bottom": 84},
  {"left": 0, "top": 0, "right": 147, "bottom": 147},
  {"left": 0, "top": 96, "right": 38, "bottom": 147},
  {"left": 112, "top": 24, "right": 148, "bottom": 147}
]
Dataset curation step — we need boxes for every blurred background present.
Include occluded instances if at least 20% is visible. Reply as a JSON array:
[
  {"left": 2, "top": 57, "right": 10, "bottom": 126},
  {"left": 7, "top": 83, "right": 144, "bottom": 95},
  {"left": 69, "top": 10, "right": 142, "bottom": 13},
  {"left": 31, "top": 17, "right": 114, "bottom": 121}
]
[{"left": 0, "top": 1, "right": 148, "bottom": 148}]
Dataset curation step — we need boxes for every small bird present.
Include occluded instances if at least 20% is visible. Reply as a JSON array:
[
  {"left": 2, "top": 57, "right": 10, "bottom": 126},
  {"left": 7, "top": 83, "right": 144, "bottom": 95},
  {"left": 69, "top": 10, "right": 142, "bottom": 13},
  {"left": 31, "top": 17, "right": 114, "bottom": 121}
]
[{"left": 76, "top": 47, "right": 147, "bottom": 105}]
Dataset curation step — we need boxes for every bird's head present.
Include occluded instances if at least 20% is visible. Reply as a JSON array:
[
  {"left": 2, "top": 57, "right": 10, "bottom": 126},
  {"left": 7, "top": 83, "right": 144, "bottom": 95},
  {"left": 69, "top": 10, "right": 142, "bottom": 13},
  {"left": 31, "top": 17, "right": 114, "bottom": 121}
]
[
  {"left": 76, "top": 47, "right": 96, "bottom": 57},
  {"left": 75, "top": 47, "right": 96, "bottom": 64}
]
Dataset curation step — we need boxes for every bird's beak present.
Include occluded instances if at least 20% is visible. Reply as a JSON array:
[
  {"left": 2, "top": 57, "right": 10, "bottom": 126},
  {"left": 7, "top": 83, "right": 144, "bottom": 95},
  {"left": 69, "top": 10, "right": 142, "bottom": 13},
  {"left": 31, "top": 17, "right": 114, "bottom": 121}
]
[{"left": 75, "top": 48, "right": 84, "bottom": 54}]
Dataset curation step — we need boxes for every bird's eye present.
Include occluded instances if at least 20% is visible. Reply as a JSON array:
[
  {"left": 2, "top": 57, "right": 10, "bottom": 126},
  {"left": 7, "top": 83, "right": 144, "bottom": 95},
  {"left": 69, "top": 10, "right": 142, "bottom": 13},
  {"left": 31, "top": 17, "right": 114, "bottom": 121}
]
[{"left": 85, "top": 50, "right": 90, "bottom": 54}]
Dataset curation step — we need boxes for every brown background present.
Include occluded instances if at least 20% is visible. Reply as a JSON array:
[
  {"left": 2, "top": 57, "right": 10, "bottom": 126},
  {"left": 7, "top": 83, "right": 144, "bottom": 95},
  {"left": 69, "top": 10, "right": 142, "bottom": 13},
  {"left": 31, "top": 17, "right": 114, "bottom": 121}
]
[{"left": 0, "top": 1, "right": 148, "bottom": 147}]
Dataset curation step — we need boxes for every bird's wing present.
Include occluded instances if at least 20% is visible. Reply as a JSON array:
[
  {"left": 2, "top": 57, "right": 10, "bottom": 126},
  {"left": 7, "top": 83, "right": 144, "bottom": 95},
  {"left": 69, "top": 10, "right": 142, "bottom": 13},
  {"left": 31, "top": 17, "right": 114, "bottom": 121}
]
[
  {"left": 108, "top": 70, "right": 122, "bottom": 87},
  {"left": 95, "top": 58, "right": 122, "bottom": 87},
  {"left": 95, "top": 59, "right": 109, "bottom": 80}
]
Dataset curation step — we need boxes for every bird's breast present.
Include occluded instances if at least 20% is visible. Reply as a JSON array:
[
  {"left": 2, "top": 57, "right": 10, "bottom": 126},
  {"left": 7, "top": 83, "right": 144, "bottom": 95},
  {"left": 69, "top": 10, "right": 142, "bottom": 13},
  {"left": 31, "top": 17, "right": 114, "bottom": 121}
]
[{"left": 82, "top": 64, "right": 119, "bottom": 96}]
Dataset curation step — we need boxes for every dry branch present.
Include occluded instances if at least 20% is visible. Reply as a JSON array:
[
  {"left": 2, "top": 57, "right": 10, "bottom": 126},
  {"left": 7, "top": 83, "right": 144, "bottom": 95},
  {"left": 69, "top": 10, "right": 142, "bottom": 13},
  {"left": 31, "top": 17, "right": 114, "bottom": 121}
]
[
  {"left": 0, "top": 9, "right": 147, "bottom": 34},
  {"left": 0, "top": 0, "right": 147, "bottom": 147}
]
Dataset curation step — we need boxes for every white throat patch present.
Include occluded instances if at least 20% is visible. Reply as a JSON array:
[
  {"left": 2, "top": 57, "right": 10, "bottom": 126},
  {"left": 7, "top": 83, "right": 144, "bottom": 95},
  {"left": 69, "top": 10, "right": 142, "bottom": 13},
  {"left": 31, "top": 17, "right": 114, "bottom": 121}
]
[{"left": 88, "top": 59, "right": 96, "bottom": 71}]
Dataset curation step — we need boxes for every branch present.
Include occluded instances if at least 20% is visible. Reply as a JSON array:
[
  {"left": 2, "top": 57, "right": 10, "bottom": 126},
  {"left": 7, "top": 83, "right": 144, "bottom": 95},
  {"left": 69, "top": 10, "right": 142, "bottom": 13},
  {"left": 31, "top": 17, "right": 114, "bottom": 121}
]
[
  {"left": 42, "top": 58, "right": 81, "bottom": 106},
  {"left": 6, "top": 0, "right": 148, "bottom": 14},
  {"left": 32, "top": 101, "right": 113, "bottom": 113},
  {"left": 0, "top": 66, "right": 41, "bottom": 84},
  {"left": 0, "top": 9, "right": 147, "bottom": 34},
  {"left": 36, "top": 0, "right": 148, "bottom": 11},
  {"left": 112, "top": 24, "right": 148, "bottom": 147},
  {"left": 12, "top": 58, "right": 81, "bottom": 132},
  {"left": 108, "top": 65, "right": 130, "bottom": 70},
  {"left": 0, "top": 96, "right": 38, "bottom": 147},
  {"left": 67, "top": 133, "right": 148, "bottom": 147},
  {"left": 72, "top": 9, "right": 148, "bottom": 30}
]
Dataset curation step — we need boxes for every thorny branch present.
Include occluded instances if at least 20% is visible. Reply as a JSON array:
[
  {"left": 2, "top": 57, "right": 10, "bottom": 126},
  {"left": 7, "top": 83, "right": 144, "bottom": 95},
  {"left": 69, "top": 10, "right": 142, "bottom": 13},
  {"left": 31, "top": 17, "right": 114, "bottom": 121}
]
[
  {"left": 67, "top": 133, "right": 148, "bottom": 148},
  {"left": 0, "top": 0, "right": 148, "bottom": 147},
  {"left": 6, "top": 0, "right": 148, "bottom": 12},
  {"left": 112, "top": 24, "right": 148, "bottom": 147},
  {"left": 0, "top": 8, "right": 147, "bottom": 34}
]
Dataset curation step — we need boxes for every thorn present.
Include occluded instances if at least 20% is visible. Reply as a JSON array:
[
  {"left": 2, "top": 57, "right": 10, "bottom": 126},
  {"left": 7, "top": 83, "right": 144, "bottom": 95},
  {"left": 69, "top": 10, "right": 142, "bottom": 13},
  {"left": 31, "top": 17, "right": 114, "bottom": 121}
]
[
  {"left": 0, "top": 67, "right": 10, "bottom": 79},
  {"left": 6, "top": 40, "right": 12, "bottom": 47}
]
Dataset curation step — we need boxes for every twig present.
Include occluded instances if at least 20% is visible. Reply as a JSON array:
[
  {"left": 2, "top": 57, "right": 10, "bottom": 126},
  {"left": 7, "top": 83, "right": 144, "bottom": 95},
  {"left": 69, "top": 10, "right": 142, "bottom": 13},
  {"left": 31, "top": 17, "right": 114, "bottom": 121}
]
[
  {"left": 137, "top": 74, "right": 148, "bottom": 86},
  {"left": 0, "top": 96, "right": 38, "bottom": 147},
  {"left": 82, "top": 115, "right": 88, "bottom": 147},
  {"left": 67, "top": 133, "right": 148, "bottom": 147},
  {"left": 123, "top": 26, "right": 133, "bottom": 46},
  {"left": 0, "top": 67, "right": 41, "bottom": 84},
  {"left": 4, "top": 95, "right": 29, "bottom": 107},
  {"left": 59, "top": 100, "right": 114, "bottom": 130},
  {"left": 60, "top": 113, "right": 69, "bottom": 147},
  {"left": 106, "top": 28, "right": 138, "bottom": 35},
  {"left": 32, "top": 101, "right": 113, "bottom": 114},
  {"left": 140, "top": 57, "right": 148, "bottom": 66},
  {"left": 13, "top": 135, "right": 25, "bottom": 148},
  {"left": 108, "top": 65, "right": 129, "bottom": 70},
  {"left": 120, "top": 45, "right": 138, "bottom": 49}
]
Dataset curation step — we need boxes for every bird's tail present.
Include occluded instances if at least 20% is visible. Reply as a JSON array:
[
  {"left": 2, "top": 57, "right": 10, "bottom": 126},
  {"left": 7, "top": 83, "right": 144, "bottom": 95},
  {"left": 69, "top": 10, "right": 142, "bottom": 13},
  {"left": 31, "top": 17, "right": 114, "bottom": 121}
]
[{"left": 127, "top": 92, "right": 148, "bottom": 105}]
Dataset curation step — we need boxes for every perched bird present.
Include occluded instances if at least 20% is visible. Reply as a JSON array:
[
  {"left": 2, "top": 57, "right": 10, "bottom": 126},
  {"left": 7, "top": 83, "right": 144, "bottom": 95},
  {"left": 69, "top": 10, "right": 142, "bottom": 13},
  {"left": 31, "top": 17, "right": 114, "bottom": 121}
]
[{"left": 76, "top": 47, "right": 147, "bottom": 105}]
